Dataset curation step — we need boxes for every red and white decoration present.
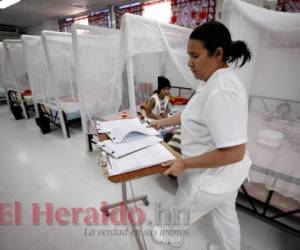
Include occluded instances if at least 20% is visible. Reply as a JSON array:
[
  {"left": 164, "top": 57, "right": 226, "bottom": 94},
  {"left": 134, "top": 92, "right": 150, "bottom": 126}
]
[
  {"left": 276, "top": 0, "right": 300, "bottom": 12},
  {"left": 88, "top": 10, "right": 112, "bottom": 28},
  {"left": 170, "top": 0, "right": 216, "bottom": 28}
]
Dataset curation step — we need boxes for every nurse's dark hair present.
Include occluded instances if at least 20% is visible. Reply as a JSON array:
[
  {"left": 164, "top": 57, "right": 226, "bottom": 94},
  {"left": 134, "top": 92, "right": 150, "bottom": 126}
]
[{"left": 190, "top": 21, "right": 251, "bottom": 67}]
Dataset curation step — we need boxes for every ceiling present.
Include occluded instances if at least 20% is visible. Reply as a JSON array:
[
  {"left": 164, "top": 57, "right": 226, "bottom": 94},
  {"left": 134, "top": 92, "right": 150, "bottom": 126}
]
[{"left": 0, "top": 0, "right": 130, "bottom": 28}]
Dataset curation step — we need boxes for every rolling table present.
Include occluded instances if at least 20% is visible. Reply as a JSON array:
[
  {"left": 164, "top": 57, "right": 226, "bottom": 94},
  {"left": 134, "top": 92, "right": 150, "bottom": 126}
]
[{"left": 97, "top": 132, "right": 180, "bottom": 250}]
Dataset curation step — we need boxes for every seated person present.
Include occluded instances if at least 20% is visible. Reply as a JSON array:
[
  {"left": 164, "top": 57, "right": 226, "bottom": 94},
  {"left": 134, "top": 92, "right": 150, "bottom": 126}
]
[{"left": 144, "top": 76, "right": 171, "bottom": 120}]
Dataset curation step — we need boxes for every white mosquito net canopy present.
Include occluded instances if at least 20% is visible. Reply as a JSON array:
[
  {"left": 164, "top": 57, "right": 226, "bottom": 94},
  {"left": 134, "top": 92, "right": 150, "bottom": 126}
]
[
  {"left": 0, "top": 42, "right": 5, "bottom": 92},
  {"left": 72, "top": 15, "right": 200, "bottom": 134},
  {"left": 22, "top": 35, "right": 52, "bottom": 113},
  {"left": 42, "top": 31, "right": 78, "bottom": 107},
  {"left": 3, "top": 40, "right": 30, "bottom": 94},
  {"left": 223, "top": 0, "right": 300, "bottom": 201},
  {"left": 223, "top": 0, "right": 300, "bottom": 101},
  {"left": 118, "top": 13, "right": 201, "bottom": 115},
  {"left": 72, "top": 24, "right": 121, "bottom": 134},
  {"left": 41, "top": 30, "right": 80, "bottom": 138},
  {"left": 3, "top": 39, "right": 31, "bottom": 118}
]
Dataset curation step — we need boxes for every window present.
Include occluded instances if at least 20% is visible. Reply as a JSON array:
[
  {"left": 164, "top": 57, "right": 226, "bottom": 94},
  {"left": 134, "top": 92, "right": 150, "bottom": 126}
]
[
  {"left": 88, "top": 9, "right": 112, "bottom": 28},
  {"left": 59, "top": 9, "right": 111, "bottom": 32},
  {"left": 74, "top": 16, "right": 89, "bottom": 25},
  {"left": 143, "top": 0, "right": 172, "bottom": 23},
  {"left": 59, "top": 17, "right": 74, "bottom": 33}
]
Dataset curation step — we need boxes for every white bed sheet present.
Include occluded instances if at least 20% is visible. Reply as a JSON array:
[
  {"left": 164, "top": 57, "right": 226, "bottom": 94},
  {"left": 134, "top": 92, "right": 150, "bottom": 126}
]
[
  {"left": 247, "top": 112, "right": 300, "bottom": 201},
  {"left": 44, "top": 100, "right": 81, "bottom": 121}
]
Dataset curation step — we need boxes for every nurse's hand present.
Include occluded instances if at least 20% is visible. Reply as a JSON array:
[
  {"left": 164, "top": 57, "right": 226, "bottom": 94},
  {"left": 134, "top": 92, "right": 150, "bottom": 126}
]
[
  {"left": 150, "top": 119, "right": 165, "bottom": 130},
  {"left": 162, "top": 159, "right": 187, "bottom": 177}
]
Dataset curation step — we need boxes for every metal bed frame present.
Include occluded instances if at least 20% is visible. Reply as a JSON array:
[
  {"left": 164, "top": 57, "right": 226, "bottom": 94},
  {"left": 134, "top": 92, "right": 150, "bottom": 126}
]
[
  {"left": 7, "top": 89, "right": 34, "bottom": 118},
  {"left": 238, "top": 182, "right": 300, "bottom": 236},
  {"left": 37, "top": 103, "right": 81, "bottom": 138}
]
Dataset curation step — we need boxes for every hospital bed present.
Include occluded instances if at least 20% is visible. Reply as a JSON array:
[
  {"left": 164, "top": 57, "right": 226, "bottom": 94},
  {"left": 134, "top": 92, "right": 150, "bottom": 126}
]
[
  {"left": 37, "top": 96, "right": 81, "bottom": 138},
  {"left": 237, "top": 95, "right": 300, "bottom": 236},
  {"left": 38, "top": 31, "right": 80, "bottom": 138},
  {"left": 7, "top": 89, "right": 34, "bottom": 118},
  {"left": 166, "top": 95, "right": 300, "bottom": 235}
]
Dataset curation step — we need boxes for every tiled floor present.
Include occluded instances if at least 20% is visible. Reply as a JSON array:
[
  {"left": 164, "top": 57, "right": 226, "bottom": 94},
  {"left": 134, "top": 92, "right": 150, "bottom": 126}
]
[{"left": 0, "top": 104, "right": 299, "bottom": 250}]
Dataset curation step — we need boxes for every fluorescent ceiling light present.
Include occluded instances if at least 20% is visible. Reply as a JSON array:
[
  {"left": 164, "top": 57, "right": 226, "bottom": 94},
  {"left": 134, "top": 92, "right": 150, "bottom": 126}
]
[
  {"left": 0, "top": 0, "right": 21, "bottom": 9},
  {"left": 71, "top": 2, "right": 87, "bottom": 9}
]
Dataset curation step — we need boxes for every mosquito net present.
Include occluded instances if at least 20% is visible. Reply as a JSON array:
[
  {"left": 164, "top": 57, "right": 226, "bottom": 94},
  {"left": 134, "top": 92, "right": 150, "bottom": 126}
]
[
  {"left": 3, "top": 40, "right": 30, "bottom": 94},
  {"left": 223, "top": 0, "right": 300, "bottom": 98},
  {"left": 223, "top": 0, "right": 300, "bottom": 201},
  {"left": 72, "top": 24, "right": 122, "bottom": 134},
  {"left": 0, "top": 42, "right": 5, "bottom": 93},
  {"left": 42, "top": 31, "right": 78, "bottom": 109},
  {"left": 3, "top": 39, "right": 30, "bottom": 118},
  {"left": 41, "top": 31, "right": 79, "bottom": 138},
  {"left": 22, "top": 35, "right": 52, "bottom": 112},
  {"left": 72, "top": 15, "right": 200, "bottom": 134},
  {"left": 118, "top": 13, "right": 201, "bottom": 116}
]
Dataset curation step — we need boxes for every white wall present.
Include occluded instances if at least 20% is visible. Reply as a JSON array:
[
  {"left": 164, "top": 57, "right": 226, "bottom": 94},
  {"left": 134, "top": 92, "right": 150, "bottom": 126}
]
[{"left": 25, "top": 19, "right": 59, "bottom": 35}]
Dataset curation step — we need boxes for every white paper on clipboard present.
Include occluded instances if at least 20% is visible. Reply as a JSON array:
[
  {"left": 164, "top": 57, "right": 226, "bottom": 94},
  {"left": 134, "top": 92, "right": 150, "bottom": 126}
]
[
  {"left": 96, "top": 118, "right": 159, "bottom": 143},
  {"left": 97, "top": 135, "right": 162, "bottom": 158},
  {"left": 106, "top": 143, "right": 175, "bottom": 176}
]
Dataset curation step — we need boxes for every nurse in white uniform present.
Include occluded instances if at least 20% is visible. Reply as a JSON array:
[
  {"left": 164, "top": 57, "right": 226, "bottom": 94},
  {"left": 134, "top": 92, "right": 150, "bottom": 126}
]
[{"left": 151, "top": 21, "right": 252, "bottom": 250}]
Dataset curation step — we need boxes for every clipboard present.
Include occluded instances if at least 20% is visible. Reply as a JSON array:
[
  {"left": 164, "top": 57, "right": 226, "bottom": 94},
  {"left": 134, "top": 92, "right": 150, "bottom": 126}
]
[{"left": 98, "top": 134, "right": 181, "bottom": 183}]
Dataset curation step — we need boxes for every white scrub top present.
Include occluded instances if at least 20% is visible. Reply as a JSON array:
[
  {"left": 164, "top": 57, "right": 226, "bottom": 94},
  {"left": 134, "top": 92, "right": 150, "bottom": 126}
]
[{"left": 179, "top": 68, "right": 251, "bottom": 197}]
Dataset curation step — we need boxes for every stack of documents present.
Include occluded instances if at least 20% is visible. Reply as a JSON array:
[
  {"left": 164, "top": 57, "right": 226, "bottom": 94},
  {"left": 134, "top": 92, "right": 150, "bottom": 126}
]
[
  {"left": 96, "top": 118, "right": 175, "bottom": 176},
  {"left": 96, "top": 118, "right": 159, "bottom": 143},
  {"left": 106, "top": 143, "right": 175, "bottom": 176},
  {"left": 98, "top": 135, "right": 162, "bottom": 158}
]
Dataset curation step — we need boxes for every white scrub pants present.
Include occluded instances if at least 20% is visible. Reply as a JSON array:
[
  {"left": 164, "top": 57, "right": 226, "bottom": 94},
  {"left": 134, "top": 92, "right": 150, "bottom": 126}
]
[{"left": 170, "top": 187, "right": 240, "bottom": 250}]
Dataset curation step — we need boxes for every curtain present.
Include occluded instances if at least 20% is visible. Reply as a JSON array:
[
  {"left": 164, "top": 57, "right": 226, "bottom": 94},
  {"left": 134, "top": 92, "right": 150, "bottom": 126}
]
[
  {"left": 276, "top": 0, "right": 300, "bottom": 12},
  {"left": 115, "top": 3, "right": 143, "bottom": 29},
  {"left": 170, "top": 0, "right": 216, "bottom": 28}
]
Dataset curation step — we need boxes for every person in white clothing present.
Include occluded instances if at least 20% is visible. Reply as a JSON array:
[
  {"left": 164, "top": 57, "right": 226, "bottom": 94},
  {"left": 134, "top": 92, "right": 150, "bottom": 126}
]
[
  {"left": 151, "top": 21, "right": 252, "bottom": 250},
  {"left": 145, "top": 76, "right": 171, "bottom": 120}
]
